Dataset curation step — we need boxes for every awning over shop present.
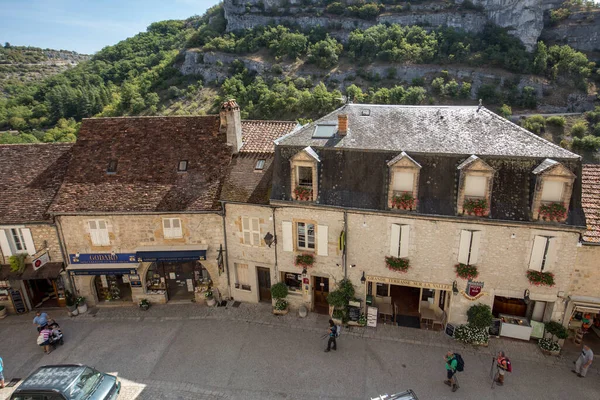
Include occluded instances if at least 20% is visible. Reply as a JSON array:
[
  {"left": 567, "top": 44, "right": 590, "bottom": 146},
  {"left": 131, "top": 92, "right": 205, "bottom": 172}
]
[
  {"left": 0, "top": 263, "right": 64, "bottom": 281},
  {"left": 135, "top": 245, "right": 208, "bottom": 262},
  {"left": 568, "top": 295, "right": 600, "bottom": 314},
  {"left": 66, "top": 263, "right": 139, "bottom": 276}
]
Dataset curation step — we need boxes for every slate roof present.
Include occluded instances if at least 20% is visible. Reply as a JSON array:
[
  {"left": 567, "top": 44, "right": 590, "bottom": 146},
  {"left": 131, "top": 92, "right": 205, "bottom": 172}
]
[
  {"left": 582, "top": 164, "right": 600, "bottom": 243},
  {"left": 0, "top": 143, "right": 72, "bottom": 223},
  {"left": 240, "top": 121, "right": 298, "bottom": 153},
  {"left": 278, "top": 104, "right": 580, "bottom": 159},
  {"left": 50, "top": 116, "right": 230, "bottom": 213}
]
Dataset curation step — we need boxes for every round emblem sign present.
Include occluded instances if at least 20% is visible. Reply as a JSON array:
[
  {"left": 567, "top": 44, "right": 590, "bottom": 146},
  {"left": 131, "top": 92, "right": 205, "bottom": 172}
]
[{"left": 34, "top": 259, "right": 42, "bottom": 268}]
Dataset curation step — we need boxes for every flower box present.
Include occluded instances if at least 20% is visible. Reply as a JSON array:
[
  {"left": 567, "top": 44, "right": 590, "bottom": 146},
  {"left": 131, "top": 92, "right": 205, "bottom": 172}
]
[
  {"left": 455, "top": 263, "right": 478, "bottom": 280},
  {"left": 294, "top": 186, "right": 313, "bottom": 201},
  {"left": 295, "top": 253, "right": 315, "bottom": 268},
  {"left": 527, "top": 270, "right": 555, "bottom": 287},
  {"left": 391, "top": 193, "right": 415, "bottom": 210},
  {"left": 463, "top": 198, "right": 487, "bottom": 216},
  {"left": 539, "top": 202, "right": 567, "bottom": 221},
  {"left": 538, "top": 338, "right": 561, "bottom": 356},
  {"left": 385, "top": 256, "right": 410, "bottom": 273}
]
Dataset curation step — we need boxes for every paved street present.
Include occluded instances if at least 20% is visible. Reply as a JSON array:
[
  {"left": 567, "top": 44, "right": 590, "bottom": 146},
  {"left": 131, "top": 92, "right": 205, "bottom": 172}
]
[{"left": 0, "top": 304, "right": 599, "bottom": 400}]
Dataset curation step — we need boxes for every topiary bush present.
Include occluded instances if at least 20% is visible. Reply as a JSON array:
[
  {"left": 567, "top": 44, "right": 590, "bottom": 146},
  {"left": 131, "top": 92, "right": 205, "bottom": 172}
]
[
  {"left": 545, "top": 321, "right": 568, "bottom": 340},
  {"left": 467, "top": 303, "right": 493, "bottom": 329},
  {"left": 270, "top": 282, "right": 289, "bottom": 300}
]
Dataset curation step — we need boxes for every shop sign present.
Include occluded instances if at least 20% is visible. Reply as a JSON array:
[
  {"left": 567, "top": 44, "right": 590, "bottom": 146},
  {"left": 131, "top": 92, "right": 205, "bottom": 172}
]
[
  {"left": 366, "top": 275, "right": 452, "bottom": 291},
  {"left": 467, "top": 281, "right": 484, "bottom": 297},
  {"left": 33, "top": 252, "right": 50, "bottom": 271},
  {"left": 70, "top": 253, "right": 137, "bottom": 264}
]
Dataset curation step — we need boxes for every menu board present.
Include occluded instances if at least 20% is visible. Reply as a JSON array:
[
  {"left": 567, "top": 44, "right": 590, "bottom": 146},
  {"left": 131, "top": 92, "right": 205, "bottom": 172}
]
[
  {"left": 445, "top": 323, "right": 455, "bottom": 337},
  {"left": 348, "top": 306, "right": 360, "bottom": 322},
  {"left": 10, "top": 289, "right": 26, "bottom": 314},
  {"left": 367, "top": 306, "right": 378, "bottom": 328},
  {"left": 489, "top": 319, "right": 501, "bottom": 337}
]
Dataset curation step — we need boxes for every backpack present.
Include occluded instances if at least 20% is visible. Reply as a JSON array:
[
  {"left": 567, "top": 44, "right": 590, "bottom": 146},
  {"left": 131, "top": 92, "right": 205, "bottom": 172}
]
[
  {"left": 37, "top": 334, "right": 45, "bottom": 345},
  {"left": 335, "top": 325, "right": 342, "bottom": 338},
  {"left": 453, "top": 353, "right": 465, "bottom": 372},
  {"left": 504, "top": 358, "right": 512, "bottom": 373}
]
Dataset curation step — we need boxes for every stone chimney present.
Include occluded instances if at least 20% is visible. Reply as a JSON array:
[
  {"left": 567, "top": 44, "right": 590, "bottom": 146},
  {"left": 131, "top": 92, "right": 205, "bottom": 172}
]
[
  {"left": 220, "top": 99, "right": 243, "bottom": 154},
  {"left": 338, "top": 114, "right": 348, "bottom": 136}
]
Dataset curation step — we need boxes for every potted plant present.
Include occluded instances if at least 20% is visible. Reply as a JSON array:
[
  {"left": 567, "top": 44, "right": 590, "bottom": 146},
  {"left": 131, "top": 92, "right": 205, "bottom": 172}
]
[
  {"left": 76, "top": 296, "right": 87, "bottom": 314},
  {"left": 544, "top": 321, "right": 568, "bottom": 347},
  {"left": 139, "top": 298, "right": 151, "bottom": 311},
  {"left": 0, "top": 305, "right": 6, "bottom": 319},
  {"left": 453, "top": 303, "right": 493, "bottom": 346},
  {"left": 463, "top": 198, "right": 487, "bottom": 216},
  {"left": 9, "top": 254, "right": 26, "bottom": 273},
  {"left": 539, "top": 202, "right": 567, "bottom": 221},
  {"left": 385, "top": 256, "right": 410, "bottom": 273},
  {"left": 538, "top": 337, "right": 561, "bottom": 356},
  {"left": 391, "top": 193, "right": 415, "bottom": 210},
  {"left": 295, "top": 253, "right": 315, "bottom": 268},
  {"left": 205, "top": 289, "right": 216, "bottom": 307},
  {"left": 455, "top": 263, "right": 478, "bottom": 280},
  {"left": 327, "top": 278, "right": 356, "bottom": 324},
  {"left": 65, "top": 290, "right": 78, "bottom": 316},
  {"left": 526, "top": 270, "right": 555, "bottom": 287},
  {"left": 271, "top": 282, "right": 289, "bottom": 315},
  {"left": 293, "top": 186, "right": 312, "bottom": 201},
  {"left": 358, "top": 313, "right": 367, "bottom": 327}
]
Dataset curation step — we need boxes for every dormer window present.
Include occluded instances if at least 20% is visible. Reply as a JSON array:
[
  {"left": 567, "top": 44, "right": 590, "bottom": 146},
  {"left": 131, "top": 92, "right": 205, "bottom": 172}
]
[
  {"left": 290, "top": 146, "right": 320, "bottom": 202},
  {"left": 106, "top": 160, "right": 118, "bottom": 174},
  {"left": 255, "top": 159, "right": 265, "bottom": 170},
  {"left": 532, "top": 159, "right": 575, "bottom": 223},
  {"left": 457, "top": 155, "right": 494, "bottom": 217},
  {"left": 387, "top": 152, "right": 421, "bottom": 211},
  {"left": 178, "top": 160, "right": 188, "bottom": 172}
]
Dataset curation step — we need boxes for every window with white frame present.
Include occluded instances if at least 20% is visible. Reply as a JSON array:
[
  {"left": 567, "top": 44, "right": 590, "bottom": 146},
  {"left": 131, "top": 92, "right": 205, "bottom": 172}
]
[
  {"left": 234, "top": 263, "right": 251, "bottom": 290},
  {"left": 296, "top": 222, "right": 315, "bottom": 250},
  {"left": 0, "top": 227, "right": 35, "bottom": 256},
  {"left": 529, "top": 236, "right": 555, "bottom": 271},
  {"left": 242, "top": 217, "right": 261, "bottom": 246},
  {"left": 541, "top": 180, "right": 564, "bottom": 202},
  {"left": 163, "top": 218, "right": 183, "bottom": 239},
  {"left": 88, "top": 220, "right": 110, "bottom": 246},
  {"left": 390, "top": 224, "right": 410, "bottom": 258},
  {"left": 457, "top": 230, "right": 482, "bottom": 265},
  {"left": 392, "top": 172, "right": 414, "bottom": 193},
  {"left": 464, "top": 175, "right": 487, "bottom": 198}
]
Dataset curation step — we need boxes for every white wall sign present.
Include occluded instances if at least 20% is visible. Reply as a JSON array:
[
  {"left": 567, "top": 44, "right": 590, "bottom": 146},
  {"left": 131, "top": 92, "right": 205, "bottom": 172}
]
[{"left": 32, "top": 252, "right": 50, "bottom": 271}]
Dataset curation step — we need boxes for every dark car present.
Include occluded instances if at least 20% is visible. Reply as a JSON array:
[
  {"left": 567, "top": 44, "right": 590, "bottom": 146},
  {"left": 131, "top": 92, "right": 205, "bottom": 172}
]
[{"left": 10, "top": 364, "right": 120, "bottom": 400}]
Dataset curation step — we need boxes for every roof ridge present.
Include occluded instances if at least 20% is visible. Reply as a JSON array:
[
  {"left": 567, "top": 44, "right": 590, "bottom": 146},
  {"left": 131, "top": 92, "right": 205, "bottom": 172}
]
[
  {"left": 83, "top": 115, "right": 219, "bottom": 121},
  {"left": 242, "top": 120, "right": 297, "bottom": 124},
  {"left": 0, "top": 143, "right": 73, "bottom": 147}
]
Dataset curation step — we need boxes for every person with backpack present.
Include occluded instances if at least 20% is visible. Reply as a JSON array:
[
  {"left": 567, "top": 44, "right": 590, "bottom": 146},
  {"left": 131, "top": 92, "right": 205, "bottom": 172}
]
[
  {"left": 495, "top": 351, "right": 511, "bottom": 386},
  {"left": 443, "top": 351, "right": 462, "bottom": 392},
  {"left": 324, "top": 319, "right": 337, "bottom": 352}
]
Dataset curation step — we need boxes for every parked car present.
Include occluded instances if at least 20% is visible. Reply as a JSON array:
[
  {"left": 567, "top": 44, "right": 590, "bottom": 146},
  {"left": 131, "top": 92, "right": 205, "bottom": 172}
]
[
  {"left": 371, "top": 390, "right": 419, "bottom": 400},
  {"left": 10, "top": 364, "right": 120, "bottom": 400}
]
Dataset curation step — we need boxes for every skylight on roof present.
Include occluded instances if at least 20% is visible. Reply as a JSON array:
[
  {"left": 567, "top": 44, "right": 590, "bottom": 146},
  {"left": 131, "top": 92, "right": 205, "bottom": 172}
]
[
  {"left": 361, "top": 109, "right": 370, "bottom": 116},
  {"left": 106, "top": 160, "right": 118, "bottom": 174},
  {"left": 312, "top": 124, "right": 336, "bottom": 139},
  {"left": 255, "top": 159, "right": 265, "bottom": 170},
  {"left": 178, "top": 160, "right": 188, "bottom": 172}
]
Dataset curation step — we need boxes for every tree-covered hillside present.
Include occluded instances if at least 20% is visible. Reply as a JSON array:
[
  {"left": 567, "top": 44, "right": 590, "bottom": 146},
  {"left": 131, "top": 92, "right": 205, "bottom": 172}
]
[{"left": 1, "top": 3, "right": 599, "bottom": 149}]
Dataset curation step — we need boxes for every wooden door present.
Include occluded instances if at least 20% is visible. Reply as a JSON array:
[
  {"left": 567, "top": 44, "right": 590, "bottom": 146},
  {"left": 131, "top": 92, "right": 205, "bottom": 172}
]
[
  {"left": 257, "top": 267, "right": 271, "bottom": 302},
  {"left": 313, "top": 276, "right": 329, "bottom": 314}
]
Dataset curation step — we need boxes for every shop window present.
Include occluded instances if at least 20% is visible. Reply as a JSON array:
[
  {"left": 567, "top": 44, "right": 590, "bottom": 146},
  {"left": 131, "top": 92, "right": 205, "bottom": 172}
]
[
  {"left": 376, "top": 283, "right": 389, "bottom": 297},
  {"left": 541, "top": 180, "right": 564, "bottom": 202},
  {"left": 146, "top": 263, "right": 166, "bottom": 290},
  {"left": 390, "top": 224, "right": 410, "bottom": 258},
  {"left": 88, "top": 220, "right": 110, "bottom": 246},
  {"left": 458, "top": 230, "right": 481, "bottom": 265},
  {"left": 421, "top": 288, "right": 435, "bottom": 302},
  {"left": 234, "top": 263, "right": 251, "bottom": 291},
  {"left": 95, "top": 274, "right": 132, "bottom": 302},
  {"left": 242, "top": 217, "right": 260, "bottom": 246},
  {"left": 282, "top": 272, "right": 302, "bottom": 292},
  {"left": 163, "top": 218, "right": 182, "bottom": 239},
  {"left": 296, "top": 222, "right": 315, "bottom": 251},
  {"left": 529, "top": 236, "right": 555, "bottom": 272}
]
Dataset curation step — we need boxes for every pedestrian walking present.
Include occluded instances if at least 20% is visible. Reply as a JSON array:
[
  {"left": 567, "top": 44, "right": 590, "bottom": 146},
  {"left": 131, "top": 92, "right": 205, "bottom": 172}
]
[
  {"left": 0, "top": 355, "right": 4, "bottom": 389},
  {"left": 33, "top": 311, "right": 50, "bottom": 332},
  {"left": 324, "top": 319, "right": 337, "bottom": 352},
  {"left": 443, "top": 351, "right": 459, "bottom": 392},
  {"left": 572, "top": 344, "right": 594, "bottom": 378},
  {"left": 495, "top": 351, "right": 509, "bottom": 386},
  {"left": 37, "top": 326, "right": 52, "bottom": 354}
]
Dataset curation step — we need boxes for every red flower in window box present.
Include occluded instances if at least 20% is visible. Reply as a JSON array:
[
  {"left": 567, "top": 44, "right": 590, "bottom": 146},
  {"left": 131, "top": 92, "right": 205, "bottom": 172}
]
[
  {"left": 539, "top": 202, "right": 567, "bottom": 221},
  {"left": 526, "top": 270, "right": 555, "bottom": 287},
  {"left": 295, "top": 253, "right": 315, "bottom": 268},
  {"left": 385, "top": 256, "right": 410, "bottom": 273},
  {"left": 455, "top": 263, "right": 478, "bottom": 280},
  {"left": 294, "top": 186, "right": 312, "bottom": 201},
  {"left": 463, "top": 198, "right": 487, "bottom": 217},
  {"left": 391, "top": 193, "right": 415, "bottom": 210}
]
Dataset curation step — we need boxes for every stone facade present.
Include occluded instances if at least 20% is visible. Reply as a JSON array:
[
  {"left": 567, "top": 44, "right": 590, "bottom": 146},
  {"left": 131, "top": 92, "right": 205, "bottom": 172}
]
[
  {"left": 0, "top": 223, "right": 64, "bottom": 265},
  {"left": 57, "top": 214, "right": 225, "bottom": 306},
  {"left": 570, "top": 245, "right": 600, "bottom": 297}
]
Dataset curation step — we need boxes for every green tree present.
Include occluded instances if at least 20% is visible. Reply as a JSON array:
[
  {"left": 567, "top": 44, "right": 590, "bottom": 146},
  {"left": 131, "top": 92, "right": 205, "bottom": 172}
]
[
  {"left": 533, "top": 41, "right": 548, "bottom": 75},
  {"left": 498, "top": 104, "right": 512, "bottom": 118},
  {"left": 307, "top": 37, "right": 342, "bottom": 69}
]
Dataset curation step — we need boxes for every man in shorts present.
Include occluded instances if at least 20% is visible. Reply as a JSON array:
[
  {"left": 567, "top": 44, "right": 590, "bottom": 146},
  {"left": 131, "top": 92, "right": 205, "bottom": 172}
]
[{"left": 444, "top": 351, "right": 458, "bottom": 392}]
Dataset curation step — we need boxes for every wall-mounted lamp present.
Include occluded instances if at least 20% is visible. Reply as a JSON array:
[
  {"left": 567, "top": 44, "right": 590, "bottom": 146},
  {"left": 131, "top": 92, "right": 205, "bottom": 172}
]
[
  {"left": 524, "top": 289, "right": 531, "bottom": 305},
  {"left": 452, "top": 280, "right": 458, "bottom": 295},
  {"left": 360, "top": 271, "right": 366, "bottom": 284},
  {"left": 350, "top": 264, "right": 356, "bottom": 268},
  {"left": 301, "top": 267, "right": 307, "bottom": 276},
  {"left": 264, "top": 232, "right": 276, "bottom": 247}
]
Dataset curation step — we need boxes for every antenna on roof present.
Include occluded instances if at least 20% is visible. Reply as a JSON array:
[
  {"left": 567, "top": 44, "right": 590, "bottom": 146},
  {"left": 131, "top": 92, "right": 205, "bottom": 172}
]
[{"left": 477, "top": 99, "right": 482, "bottom": 112}]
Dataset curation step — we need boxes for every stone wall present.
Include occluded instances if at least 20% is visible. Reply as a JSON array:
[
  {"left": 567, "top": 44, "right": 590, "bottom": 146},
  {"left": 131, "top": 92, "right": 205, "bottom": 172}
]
[
  {"left": 570, "top": 244, "right": 600, "bottom": 297},
  {"left": 0, "top": 223, "right": 64, "bottom": 265}
]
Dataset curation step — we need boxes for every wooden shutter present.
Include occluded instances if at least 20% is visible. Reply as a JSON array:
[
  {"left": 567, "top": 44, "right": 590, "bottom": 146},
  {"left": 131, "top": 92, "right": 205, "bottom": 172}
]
[
  {"left": 282, "top": 221, "right": 293, "bottom": 252},
  {"left": 172, "top": 218, "right": 182, "bottom": 238},
  {"left": 242, "top": 217, "right": 251, "bottom": 244},
  {"left": 88, "top": 221, "right": 100, "bottom": 246},
  {"left": 469, "top": 231, "right": 482, "bottom": 265},
  {"left": 317, "top": 225, "right": 328, "bottom": 256},
  {"left": 98, "top": 220, "right": 109, "bottom": 246},
  {"left": 163, "top": 219, "right": 172, "bottom": 238},
  {"left": 251, "top": 218, "right": 260, "bottom": 246},
  {"left": 390, "top": 224, "right": 401, "bottom": 257},
  {"left": 457, "top": 230, "right": 472, "bottom": 264},
  {"left": 21, "top": 228, "right": 36, "bottom": 256},
  {"left": 236, "top": 263, "right": 249, "bottom": 286},
  {"left": 529, "top": 236, "right": 547, "bottom": 271},
  {"left": 542, "top": 237, "right": 557, "bottom": 272},
  {"left": 0, "top": 230, "right": 12, "bottom": 257},
  {"left": 399, "top": 225, "right": 410, "bottom": 258}
]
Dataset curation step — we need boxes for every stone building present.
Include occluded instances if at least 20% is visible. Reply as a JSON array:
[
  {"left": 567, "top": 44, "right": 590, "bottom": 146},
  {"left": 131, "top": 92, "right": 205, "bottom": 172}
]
[
  {"left": 269, "top": 103, "right": 586, "bottom": 327},
  {"left": 0, "top": 143, "right": 72, "bottom": 313}
]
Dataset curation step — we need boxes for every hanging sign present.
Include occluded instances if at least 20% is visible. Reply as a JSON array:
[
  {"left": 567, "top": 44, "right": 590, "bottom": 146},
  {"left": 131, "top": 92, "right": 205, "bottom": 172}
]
[
  {"left": 467, "top": 281, "right": 484, "bottom": 297},
  {"left": 70, "top": 253, "right": 137, "bottom": 264},
  {"left": 33, "top": 252, "right": 50, "bottom": 271}
]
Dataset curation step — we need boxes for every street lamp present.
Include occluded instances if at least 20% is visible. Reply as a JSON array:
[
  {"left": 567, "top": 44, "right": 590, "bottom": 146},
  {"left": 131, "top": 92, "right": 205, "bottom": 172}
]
[
  {"left": 264, "top": 232, "right": 276, "bottom": 247},
  {"left": 360, "top": 271, "right": 366, "bottom": 284}
]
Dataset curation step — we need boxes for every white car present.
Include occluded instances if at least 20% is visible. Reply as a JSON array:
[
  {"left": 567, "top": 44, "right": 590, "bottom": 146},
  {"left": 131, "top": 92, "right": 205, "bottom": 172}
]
[{"left": 371, "top": 390, "right": 418, "bottom": 400}]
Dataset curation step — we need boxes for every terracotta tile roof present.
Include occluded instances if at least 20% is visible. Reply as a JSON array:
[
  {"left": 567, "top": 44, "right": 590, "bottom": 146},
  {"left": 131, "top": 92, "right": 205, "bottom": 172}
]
[
  {"left": 50, "top": 116, "right": 231, "bottom": 213},
  {"left": 0, "top": 143, "right": 72, "bottom": 223},
  {"left": 241, "top": 120, "right": 297, "bottom": 153},
  {"left": 582, "top": 164, "right": 600, "bottom": 243}
]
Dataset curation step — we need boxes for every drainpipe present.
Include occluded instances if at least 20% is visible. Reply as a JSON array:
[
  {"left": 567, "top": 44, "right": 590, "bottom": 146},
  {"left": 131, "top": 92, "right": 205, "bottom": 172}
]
[
  {"left": 220, "top": 201, "right": 231, "bottom": 297},
  {"left": 54, "top": 216, "right": 75, "bottom": 294},
  {"left": 343, "top": 210, "right": 348, "bottom": 279},
  {"left": 272, "top": 206, "right": 278, "bottom": 281}
]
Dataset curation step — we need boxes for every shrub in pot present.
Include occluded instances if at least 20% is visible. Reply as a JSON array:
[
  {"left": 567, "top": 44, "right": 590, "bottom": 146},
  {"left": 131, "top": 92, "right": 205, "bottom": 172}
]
[
  {"left": 467, "top": 303, "right": 493, "bottom": 329},
  {"left": 139, "top": 298, "right": 150, "bottom": 311},
  {"left": 76, "top": 296, "right": 87, "bottom": 313},
  {"left": 205, "top": 290, "right": 216, "bottom": 306},
  {"left": 271, "top": 282, "right": 289, "bottom": 314},
  {"left": 454, "top": 324, "right": 489, "bottom": 345},
  {"left": 538, "top": 337, "right": 561, "bottom": 356}
]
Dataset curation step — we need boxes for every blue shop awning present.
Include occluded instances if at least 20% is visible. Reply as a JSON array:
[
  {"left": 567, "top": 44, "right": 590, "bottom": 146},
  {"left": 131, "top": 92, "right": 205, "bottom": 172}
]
[
  {"left": 66, "top": 263, "right": 139, "bottom": 276},
  {"left": 135, "top": 245, "right": 208, "bottom": 262}
]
